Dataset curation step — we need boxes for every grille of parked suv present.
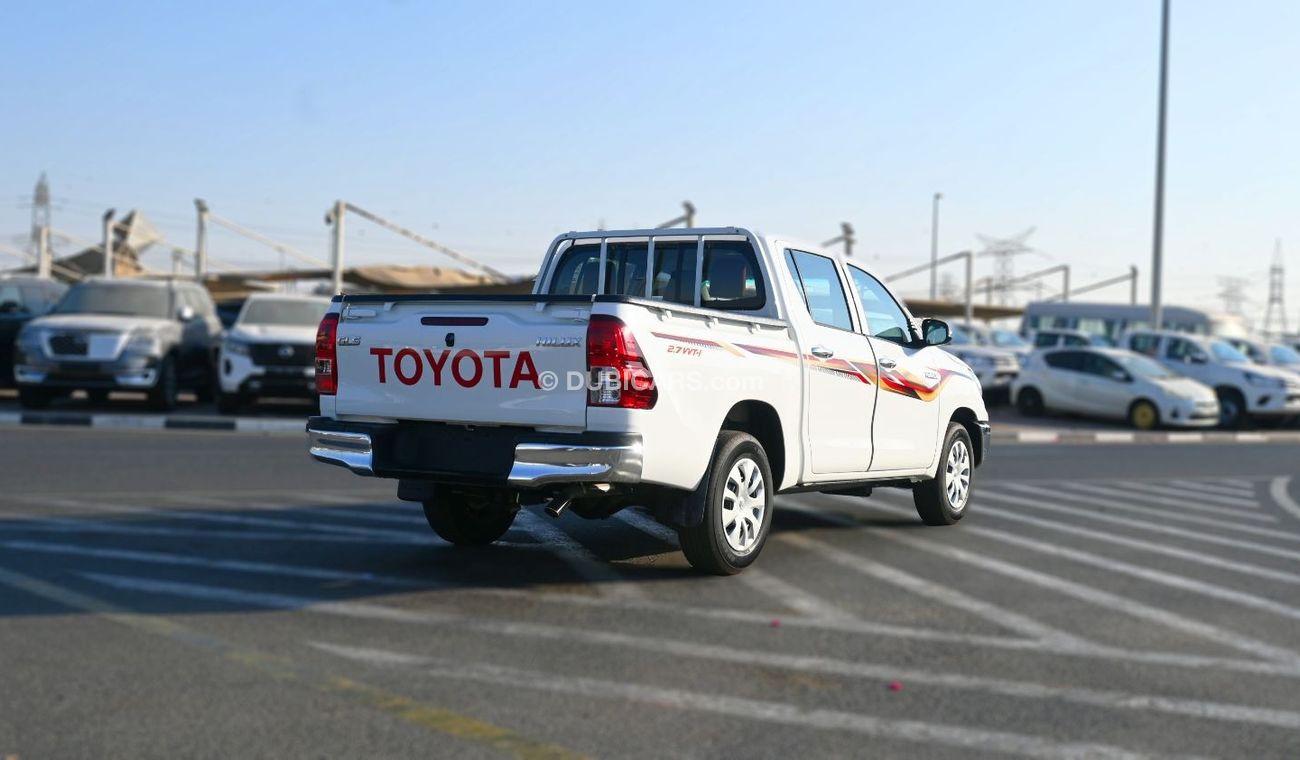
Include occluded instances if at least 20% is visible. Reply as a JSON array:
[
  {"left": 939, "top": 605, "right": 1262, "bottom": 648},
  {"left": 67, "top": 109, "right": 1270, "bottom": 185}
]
[
  {"left": 994, "top": 355, "right": 1018, "bottom": 370},
  {"left": 250, "top": 342, "right": 314, "bottom": 367},
  {"left": 48, "top": 332, "right": 90, "bottom": 356}
]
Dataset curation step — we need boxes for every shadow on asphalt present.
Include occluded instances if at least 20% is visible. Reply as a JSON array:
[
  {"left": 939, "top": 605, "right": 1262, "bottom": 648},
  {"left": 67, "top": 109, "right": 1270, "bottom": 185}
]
[{"left": 0, "top": 495, "right": 925, "bottom": 617}]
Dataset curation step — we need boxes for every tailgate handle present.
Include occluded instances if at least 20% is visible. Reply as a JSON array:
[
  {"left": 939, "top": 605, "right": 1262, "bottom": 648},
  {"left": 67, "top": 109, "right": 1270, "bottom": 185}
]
[{"left": 420, "top": 316, "right": 489, "bottom": 326}]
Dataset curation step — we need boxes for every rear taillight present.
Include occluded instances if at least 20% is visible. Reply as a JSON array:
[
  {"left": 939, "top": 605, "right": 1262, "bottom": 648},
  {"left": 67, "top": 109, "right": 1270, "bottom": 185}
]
[
  {"left": 586, "top": 315, "right": 656, "bottom": 409},
  {"left": 315, "top": 312, "right": 339, "bottom": 395}
]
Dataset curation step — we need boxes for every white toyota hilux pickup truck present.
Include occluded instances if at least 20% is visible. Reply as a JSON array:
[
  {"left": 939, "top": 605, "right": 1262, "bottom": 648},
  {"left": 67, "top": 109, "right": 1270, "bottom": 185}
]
[{"left": 307, "top": 227, "right": 990, "bottom": 574}]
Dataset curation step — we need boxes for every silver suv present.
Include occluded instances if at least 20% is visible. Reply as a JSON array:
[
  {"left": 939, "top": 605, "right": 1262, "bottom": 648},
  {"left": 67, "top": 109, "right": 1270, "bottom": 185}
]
[{"left": 13, "top": 278, "right": 222, "bottom": 410}]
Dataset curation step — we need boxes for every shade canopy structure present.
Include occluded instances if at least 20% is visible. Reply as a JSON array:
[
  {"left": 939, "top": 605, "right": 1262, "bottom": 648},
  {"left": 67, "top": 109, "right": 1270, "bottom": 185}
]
[{"left": 903, "top": 298, "right": 1024, "bottom": 322}]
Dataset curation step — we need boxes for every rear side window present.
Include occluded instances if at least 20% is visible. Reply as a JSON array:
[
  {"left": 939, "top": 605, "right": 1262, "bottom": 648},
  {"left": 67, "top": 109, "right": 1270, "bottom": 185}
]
[
  {"left": 1063, "top": 334, "right": 1089, "bottom": 346},
  {"left": 1044, "top": 351, "right": 1085, "bottom": 371},
  {"left": 785, "top": 250, "right": 852, "bottom": 331},
  {"left": 650, "top": 241, "right": 696, "bottom": 305},
  {"left": 701, "top": 241, "right": 765, "bottom": 311},
  {"left": 1034, "top": 333, "right": 1058, "bottom": 348}
]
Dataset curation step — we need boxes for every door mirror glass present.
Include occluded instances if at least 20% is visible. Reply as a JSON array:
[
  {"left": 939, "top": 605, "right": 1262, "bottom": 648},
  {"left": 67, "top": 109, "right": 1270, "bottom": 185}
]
[
  {"left": 177, "top": 305, "right": 196, "bottom": 322},
  {"left": 921, "top": 318, "right": 951, "bottom": 346}
]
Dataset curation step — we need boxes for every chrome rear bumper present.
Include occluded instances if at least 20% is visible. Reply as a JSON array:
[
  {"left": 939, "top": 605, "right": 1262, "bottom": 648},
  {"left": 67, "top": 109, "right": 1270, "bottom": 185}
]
[{"left": 308, "top": 428, "right": 375, "bottom": 475}]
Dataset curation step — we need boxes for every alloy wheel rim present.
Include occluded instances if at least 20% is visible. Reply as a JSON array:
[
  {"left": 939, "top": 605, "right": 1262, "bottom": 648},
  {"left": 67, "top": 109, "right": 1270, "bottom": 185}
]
[
  {"left": 945, "top": 440, "right": 971, "bottom": 512},
  {"left": 720, "top": 456, "right": 766, "bottom": 555},
  {"left": 1134, "top": 403, "right": 1156, "bottom": 430}
]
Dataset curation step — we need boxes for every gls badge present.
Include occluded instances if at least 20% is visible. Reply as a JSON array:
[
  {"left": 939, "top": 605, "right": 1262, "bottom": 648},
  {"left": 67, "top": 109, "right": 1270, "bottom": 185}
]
[{"left": 337, "top": 336, "right": 362, "bottom": 346}]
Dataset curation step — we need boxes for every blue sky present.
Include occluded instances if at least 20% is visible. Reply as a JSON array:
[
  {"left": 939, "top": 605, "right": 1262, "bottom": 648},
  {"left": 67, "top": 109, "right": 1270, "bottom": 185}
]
[{"left": 2, "top": 1, "right": 1296, "bottom": 319}]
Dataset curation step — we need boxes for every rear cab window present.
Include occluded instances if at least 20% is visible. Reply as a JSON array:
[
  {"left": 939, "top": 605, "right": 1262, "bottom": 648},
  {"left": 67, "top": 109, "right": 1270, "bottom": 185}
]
[{"left": 546, "top": 236, "right": 767, "bottom": 313}]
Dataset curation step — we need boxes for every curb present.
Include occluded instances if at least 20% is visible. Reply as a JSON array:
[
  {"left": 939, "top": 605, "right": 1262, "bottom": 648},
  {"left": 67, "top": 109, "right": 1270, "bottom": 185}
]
[
  {"left": 0, "top": 411, "right": 305, "bottom": 435},
  {"left": 991, "top": 429, "right": 1300, "bottom": 445}
]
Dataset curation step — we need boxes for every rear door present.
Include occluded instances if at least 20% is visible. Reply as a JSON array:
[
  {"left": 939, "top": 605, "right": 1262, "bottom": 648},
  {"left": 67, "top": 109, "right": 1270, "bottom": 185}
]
[
  {"left": 1041, "top": 350, "right": 1086, "bottom": 412},
  {"left": 1074, "top": 352, "right": 1133, "bottom": 419},
  {"left": 332, "top": 299, "right": 591, "bottom": 428},
  {"left": 783, "top": 249, "right": 876, "bottom": 475},
  {"left": 844, "top": 265, "right": 942, "bottom": 472}
]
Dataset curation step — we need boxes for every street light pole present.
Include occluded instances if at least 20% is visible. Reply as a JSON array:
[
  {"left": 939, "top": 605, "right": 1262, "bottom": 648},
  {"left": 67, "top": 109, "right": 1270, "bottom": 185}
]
[
  {"left": 36, "top": 225, "right": 51, "bottom": 279},
  {"left": 1150, "top": 0, "right": 1170, "bottom": 329},
  {"left": 194, "top": 199, "right": 209, "bottom": 281},
  {"left": 930, "top": 192, "right": 942, "bottom": 300},
  {"left": 328, "top": 200, "right": 346, "bottom": 295},
  {"left": 101, "top": 209, "right": 116, "bottom": 279}
]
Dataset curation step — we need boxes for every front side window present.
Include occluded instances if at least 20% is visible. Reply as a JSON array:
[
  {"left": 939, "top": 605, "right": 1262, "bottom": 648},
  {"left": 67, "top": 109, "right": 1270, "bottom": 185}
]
[
  {"left": 785, "top": 250, "right": 852, "bottom": 331},
  {"left": 1063, "top": 334, "right": 1089, "bottom": 347},
  {"left": 1080, "top": 352, "right": 1126, "bottom": 381},
  {"left": 1044, "top": 351, "right": 1085, "bottom": 371},
  {"left": 1127, "top": 333, "right": 1161, "bottom": 357},
  {"left": 1210, "top": 340, "right": 1250, "bottom": 364},
  {"left": 1165, "top": 338, "right": 1207, "bottom": 363},
  {"left": 846, "top": 266, "right": 911, "bottom": 344},
  {"left": 1034, "top": 333, "right": 1058, "bottom": 348}
]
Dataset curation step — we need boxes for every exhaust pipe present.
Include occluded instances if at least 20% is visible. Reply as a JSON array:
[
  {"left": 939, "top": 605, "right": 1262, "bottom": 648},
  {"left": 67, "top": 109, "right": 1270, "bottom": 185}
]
[
  {"left": 541, "top": 483, "right": 611, "bottom": 519},
  {"left": 544, "top": 495, "right": 571, "bottom": 519}
]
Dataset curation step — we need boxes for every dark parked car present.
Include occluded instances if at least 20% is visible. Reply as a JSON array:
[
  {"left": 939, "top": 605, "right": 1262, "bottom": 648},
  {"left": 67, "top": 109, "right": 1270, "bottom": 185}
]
[
  {"left": 1, "top": 276, "right": 67, "bottom": 387},
  {"left": 13, "top": 278, "right": 222, "bottom": 410}
]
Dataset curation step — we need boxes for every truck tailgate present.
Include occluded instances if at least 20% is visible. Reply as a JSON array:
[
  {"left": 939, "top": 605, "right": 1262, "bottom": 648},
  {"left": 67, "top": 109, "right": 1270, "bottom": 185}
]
[{"left": 333, "top": 299, "right": 588, "bottom": 427}]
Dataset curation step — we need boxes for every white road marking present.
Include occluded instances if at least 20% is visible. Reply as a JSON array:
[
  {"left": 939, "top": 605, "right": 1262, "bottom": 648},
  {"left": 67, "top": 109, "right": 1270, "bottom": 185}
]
[
  {"left": 1119, "top": 482, "right": 1260, "bottom": 510},
  {"left": 1008, "top": 483, "right": 1298, "bottom": 542},
  {"left": 309, "top": 644, "right": 1172, "bottom": 759},
  {"left": 1215, "top": 478, "right": 1256, "bottom": 490},
  {"left": 1175, "top": 480, "right": 1258, "bottom": 498},
  {"left": 310, "top": 638, "right": 1300, "bottom": 731},
  {"left": 868, "top": 529, "right": 1300, "bottom": 665},
  {"left": 513, "top": 510, "right": 645, "bottom": 601},
  {"left": 777, "top": 506, "right": 1085, "bottom": 645},
  {"left": 611, "top": 509, "right": 677, "bottom": 543},
  {"left": 0, "top": 517, "right": 419, "bottom": 545},
  {"left": 983, "top": 487, "right": 1300, "bottom": 563},
  {"left": 1271, "top": 477, "right": 1300, "bottom": 522},
  {"left": 1061, "top": 482, "right": 1275, "bottom": 522}
]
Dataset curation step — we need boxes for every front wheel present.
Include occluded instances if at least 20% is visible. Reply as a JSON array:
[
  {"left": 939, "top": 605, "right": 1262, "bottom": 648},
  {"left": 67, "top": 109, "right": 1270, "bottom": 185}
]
[
  {"left": 1216, "top": 388, "right": 1246, "bottom": 430},
  {"left": 913, "top": 422, "right": 973, "bottom": 526},
  {"left": 1128, "top": 399, "right": 1160, "bottom": 430},
  {"left": 1015, "top": 387, "right": 1044, "bottom": 417},
  {"left": 17, "top": 387, "right": 53, "bottom": 410},
  {"left": 422, "top": 487, "right": 518, "bottom": 545},
  {"left": 147, "top": 356, "right": 179, "bottom": 412},
  {"left": 677, "top": 431, "right": 774, "bottom": 575}
]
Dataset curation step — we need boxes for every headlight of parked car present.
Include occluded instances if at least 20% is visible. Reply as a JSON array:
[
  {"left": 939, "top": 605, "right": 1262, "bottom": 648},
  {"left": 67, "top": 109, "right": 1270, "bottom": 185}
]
[
  {"left": 125, "top": 329, "right": 163, "bottom": 355},
  {"left": 1244, "top": 372, "right": 1285, "bottom": 389},
  {"left": 223, "top": 338, "right": 250, "bottom": 357}
]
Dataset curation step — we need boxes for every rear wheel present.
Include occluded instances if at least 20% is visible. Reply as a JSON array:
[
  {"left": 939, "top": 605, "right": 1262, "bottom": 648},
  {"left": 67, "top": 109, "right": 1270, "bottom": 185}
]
[
  {"left": 422, "top": 487, "right": 518, "bottom": 545},
  {"left": 1216, "top": 388, "right": 1246, "bottom": 429},
  {"left": 1016, "top": 387, "right": 1044, "bottom": 417},
  {"left": 1128, "top": 399, "right": 1160, "bottom": 430},
  {"left": 216, "top": 391, "right": 245, "bottom": 415},
  {"left": 86, "top": 389, "right": 110, "bottom": 405},
  {"left": 17, "top": 387, "right": 53, "bottom": 410},
  {"left": 913, "top": 422, "right": 973, "bottom": 526},
  {"left": 677, "top": 431, "right": 773, "bottom": 575}
]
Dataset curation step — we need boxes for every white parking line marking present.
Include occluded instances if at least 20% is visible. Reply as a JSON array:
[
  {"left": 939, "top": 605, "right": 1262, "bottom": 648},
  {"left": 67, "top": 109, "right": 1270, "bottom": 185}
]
[
  {"left": 611, "top": 509, "right": 677, "bottom": 543},
  {"left": 1215, "top": 478, "right": 1255, "bottom": 490},
  {"left": 1270, "top": 476, "right": 1300, "bottom": 520},
  {"left": 1060, "top": 482, "right": 1276, "bottom": 522},
  {"left": 967, "top": 497, "right": 1300, "bottom": 586},
  {"left": 310, "top": 638, "right": 1300, "bottom": 731},
  {"left": 1008, "top": 483, "right": 1297, "bottom": 541},
  {"left": 777, "top": 509, "right": 1085, "bottom": 645},
  {"left": 513, "top": 510, "right": 646, "bottom": 601},
  {"left": 1177, "top": 480, "right": 1258, "bottom": 498},
  {"left": 868, "top": 530, "right": 1300, "bottom": 665},
  {"left": 0, "top": 518, "right": 421, "bottom": 545},
  {"left": 984, "top": 488, "right": 1300, "bottom": 563},
  {"left": 311, "top": 645, "right": 1170, "bottom": 760},
  {"left": 1119, "top": 482, "right": 1260, "bottom": 510}
]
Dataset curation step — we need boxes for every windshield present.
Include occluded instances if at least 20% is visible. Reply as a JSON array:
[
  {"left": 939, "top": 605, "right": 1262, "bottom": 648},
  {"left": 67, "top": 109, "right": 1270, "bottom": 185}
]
[
  {"left": 240, "top": 299, "right": 327, "bottom": 327},
  {"left": 989, "top": 329, "right": 1028, "bottom": 348},
  {"left": 1211, "top": 340, "right": 1251, "bottom": 363},
  {"left": 1270, "top": 344, "right": 1300, "bottom": 365},
  {"left": 54, "top": 283, "right": 171, "bottom": 319},
  {"left": 1114, "top": 352, "right": 1176, "bottom": 379}
]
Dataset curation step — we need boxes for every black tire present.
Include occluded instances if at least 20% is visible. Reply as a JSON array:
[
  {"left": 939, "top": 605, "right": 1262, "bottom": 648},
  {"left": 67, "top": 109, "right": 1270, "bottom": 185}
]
[
  {"left": 216, "top": 391, "right": 245, "bottom": 415},
  {"left": 421, "top": 487, "right": 518, "bottom": 546},
  {"left": 147, "top": 356, "right": 179, "bottom": 412},
  {"left": 86, "top": 389, "right": 110, "bottom": 405},
  {"left": 17, "top": 387, "right": 52, "bottom": 410},
  {"left": 913, "top": 422, "right": 974, "bottom": 526},
  {"left": 676, "top": 431, "right": 774, "bottom": 576},
  {"left": 1216, "top": 388, "right": 1246, "bottom": 430},
  {"left": 1127, "top": 399, "right": 1160, "bottom": 431},
  {"left": 194, "top": 377, "right": 216, "bottom": 404},
  {"left": 1016, "top": 387, "right": 1044, "bottom": 417}
]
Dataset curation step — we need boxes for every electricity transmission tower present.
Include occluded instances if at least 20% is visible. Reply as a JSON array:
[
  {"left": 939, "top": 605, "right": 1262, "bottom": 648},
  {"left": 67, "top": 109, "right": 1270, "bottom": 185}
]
[
  {"left": 1216, "top": 275, "right": 1251, "bottom": 319},
  {"left": 1261, "top": 240, "right": 1287, "bottom": 337},
  {"left": 975, "top": 228, "right": 1040, "bottom": 305},
  {"left": 28, "top": 173, "right": 51, "bottom": 256}
]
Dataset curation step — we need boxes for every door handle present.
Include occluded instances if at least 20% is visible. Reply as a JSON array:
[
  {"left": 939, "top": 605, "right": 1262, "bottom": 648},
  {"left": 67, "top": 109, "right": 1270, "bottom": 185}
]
[
  {"left": 878, "top": 358, "right": 897, "bottom": 369},
  {"left": 810, "top": 345, "right": 834, "bottom": 359}
]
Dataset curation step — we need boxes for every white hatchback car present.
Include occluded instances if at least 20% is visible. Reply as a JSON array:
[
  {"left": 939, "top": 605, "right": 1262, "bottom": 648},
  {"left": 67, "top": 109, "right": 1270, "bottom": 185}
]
[{"left": 1013, "top": 347, "right": 1219, "bottom": 429}]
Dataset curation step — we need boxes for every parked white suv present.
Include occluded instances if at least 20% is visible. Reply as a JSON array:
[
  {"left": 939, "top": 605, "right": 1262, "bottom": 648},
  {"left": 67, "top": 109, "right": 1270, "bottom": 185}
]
[
  {"left": 1119, "top": 329, "right": 1300, "bottom": 427},
  {"left": 217, "top": 294, "right": 330, "bottom": 413},
  {"left": 1222, "top": 337, "right": 1300, "bottom": 380},
  {"left": 1030, "top": 328, "right": 1111, "bottom": 349},
  {"left": 1013, "top": 347, "right": 1219, "bottom": 429},
  {"left": 944, "top": 324, "right": 1021, "bottom": 395},
  {"left": 307, "top": 227, "right": 990, "bottom": 574}
]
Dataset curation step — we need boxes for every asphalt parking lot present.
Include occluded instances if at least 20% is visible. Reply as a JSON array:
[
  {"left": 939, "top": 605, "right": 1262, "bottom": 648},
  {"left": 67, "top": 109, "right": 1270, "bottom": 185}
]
[{"left": 2, "top": 427, "right": 1299, "bottom": 758}]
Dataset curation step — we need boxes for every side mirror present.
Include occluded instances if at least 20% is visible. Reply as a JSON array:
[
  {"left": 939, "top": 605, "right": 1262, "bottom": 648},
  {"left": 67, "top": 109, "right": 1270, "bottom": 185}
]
[
  {"left": 177, "top": 305, "right": 196, "bottom": 322},
  {"left": 921, "top": 318, "right": 951, "bottom": 347}
]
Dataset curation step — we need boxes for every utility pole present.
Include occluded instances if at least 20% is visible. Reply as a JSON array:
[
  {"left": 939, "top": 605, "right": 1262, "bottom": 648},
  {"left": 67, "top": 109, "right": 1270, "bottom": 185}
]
[
  {"left": 822, "top": 222, "right": 855, "bottom": 258},
  {"left": 327, "top": 200, "right": 346, "bottom": 294},
  {"left": 36, "top": 226, "right": 51, "bottom": 278},
  {"left": 930, "top": 192, "right": 942, "bottom": 299},
  {"left": 101, "top": 209, "right": 116, "bottom": 279},
  {"left": 1150, "top": 0, "right": 1171, "bottom": 329},
  {"left": 194, "top": 199, "right": 209, "bottom": 281},
  {"left": 1131, "top": 265, "right": 1139, "bottom": 304},
  {"left": 29, "top": 173, "right": 51, "bottom": 258},
  {"left": 1262, "top": 240, "right": 1287, "bottom": 338}
]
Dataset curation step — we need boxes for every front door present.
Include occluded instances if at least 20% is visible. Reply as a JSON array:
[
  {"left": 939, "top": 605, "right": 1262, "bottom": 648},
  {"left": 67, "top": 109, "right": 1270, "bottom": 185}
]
[
  {"left": 845, "top": 265, "right": 942, "bottom": 472},
  {"left": 783, "top": 249, "right": 877, "bottom": 475}
]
